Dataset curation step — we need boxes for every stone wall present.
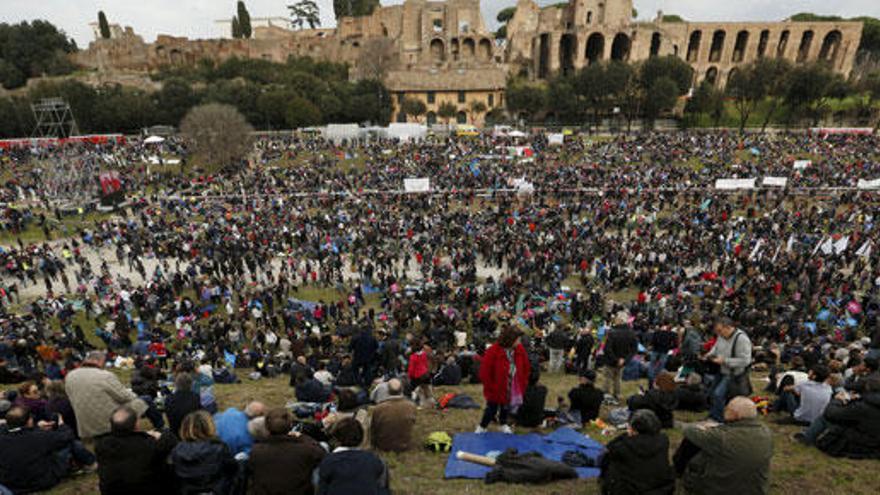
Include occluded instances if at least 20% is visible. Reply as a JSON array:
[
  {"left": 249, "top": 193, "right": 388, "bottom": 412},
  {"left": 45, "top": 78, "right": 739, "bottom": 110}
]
[{"left": 506, "top": 0, "right": 863, "bottom": 87}]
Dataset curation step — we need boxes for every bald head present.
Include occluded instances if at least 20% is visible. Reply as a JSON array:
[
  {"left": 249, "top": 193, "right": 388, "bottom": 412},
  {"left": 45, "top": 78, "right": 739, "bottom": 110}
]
[
  {"left": 110, "top": 406, "right": 138, "bottom": 433},
  {"left": 387, "top": 378, "right": 403, "bottom": 396},
  {"left": 724, "top": 396, "right": 758, "bottom": 422},
  {"left": 244, "top": 401, "right": 266, "bottom": 419}
]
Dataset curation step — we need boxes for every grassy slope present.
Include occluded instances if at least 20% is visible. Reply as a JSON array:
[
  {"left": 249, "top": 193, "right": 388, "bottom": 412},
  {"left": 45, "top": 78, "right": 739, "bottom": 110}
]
[{"left": 44, "top": 372, "right": 878, "bottom": 495}]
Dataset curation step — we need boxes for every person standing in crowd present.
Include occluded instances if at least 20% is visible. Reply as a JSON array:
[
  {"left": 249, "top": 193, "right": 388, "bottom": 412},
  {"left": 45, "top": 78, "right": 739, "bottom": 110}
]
[
  {"left": 95, "top": 405, "right": 178, "bottom": 495},
  {"left": 602, "top": 314, "right": 638, "bottom": 402},
  {"left": 648, "top": 325, "right": 678, "bottom": 388},
  {"left": 681, "top": 397, "right": 773, "bottom": 495},
  {"left": 350, "top": 326, "right": 378, "bottom": 387},
  {"left": 246, "top": 407, "right": 326, "bottom": 495},
  {"left": 369, "top": 378, "right": 417, "bottom": 452},
  {"left": 600, "top": 409, "right": 675, "bottom": 495},
  {"left": 573, "top": 326, "right": 595, "bottom": 373},
  {"left": 65, "top": 350, "right": 147, "bottom": 439},
  {"left": 407, "top": 341, "right": 435, "bottom": 408},
  {"left": 476, "top": 326, "right": 531, "bottom": 434},
  {"left": 703, "top": 318, "right": 753, "bottom": 422},
  {"left": 545, "top": 324, "right": 571, "bottom": 373}
]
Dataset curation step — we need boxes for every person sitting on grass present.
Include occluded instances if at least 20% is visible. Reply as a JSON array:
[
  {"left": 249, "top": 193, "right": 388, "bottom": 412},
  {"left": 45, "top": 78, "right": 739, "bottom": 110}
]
[
  {"left": 95, "top": 405, "right": 178, "bottom": 495},
  {"left": 600, "top": 409, "right": 675, "bottom": 495},
  {"left": 681, "top": 397, "right": 773, "bottom": 495},
  {"left": 794, "top": 376, "right": 880, "bottom": 459},
  {"left": 772, "top": 364, "right": 832, "bottom": 426},
  {"left": 0, "top": 405, "right": 97, "bottom": 494},
  {"left": 514, "top": 371, "right": 548, "bottom": 428},
  {"left": 246, "top": 407, "right": 326, "bottom": 495},
  {"left": 317, "top": 417, "right": 390, "bottom": 495},
  {"left": 568, "top": 369, "right": 604, "bottom": 426},
  {"left": 627, "top": 371, "right": 679, "bottom": 429},
  {"left": 369, "top": 378, "right": 417, "bottom": 452},
  {"left": 170, "top": 410, "right": 240, "bottom": 495}
]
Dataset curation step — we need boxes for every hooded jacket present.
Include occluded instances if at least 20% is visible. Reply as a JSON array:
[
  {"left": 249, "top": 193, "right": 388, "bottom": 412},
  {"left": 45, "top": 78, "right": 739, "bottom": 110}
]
[
  {"left": 479, "top": 342, "right": 531, "bottom": 405},
  {"left": 170, "top": 439, "right": 239, "bottom": 494},
  {"left": 816, "top": 391, "right": 880, "bottom": 459},
  {"left": 600, "top": 432, "right": 675, "bottom": 495}
]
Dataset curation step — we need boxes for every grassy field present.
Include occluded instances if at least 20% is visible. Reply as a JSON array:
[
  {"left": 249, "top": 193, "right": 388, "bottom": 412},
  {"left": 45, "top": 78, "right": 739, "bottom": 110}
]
[{"left": 41, "top": 371, "right": 878, "bottom": 495}]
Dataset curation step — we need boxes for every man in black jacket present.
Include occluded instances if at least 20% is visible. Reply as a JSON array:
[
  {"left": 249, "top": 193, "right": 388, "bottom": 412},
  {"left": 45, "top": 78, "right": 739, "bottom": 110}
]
[
  {"left": 798, "top": 377, "right": 880, "bottom": 458},
  {"left": 600, "top": 409, "right": 675, "bottom": 495},
  {"left": 0, "top": 406, "right": 96, "bottom": 493},
  {"left": 545, "top": 325, "right": 571, "bottom": 373},
  {"left": 350, "top": 328, "right": 378, "bottom": 387},
  {"left": 602, "top": 316, "right": 639, "bottom": 400},
  {"left": 569, "top": 369, "right": 604, "bottom": 426},
  {"left": 95, "top": 405, "right": 178, "bottom": 495}
]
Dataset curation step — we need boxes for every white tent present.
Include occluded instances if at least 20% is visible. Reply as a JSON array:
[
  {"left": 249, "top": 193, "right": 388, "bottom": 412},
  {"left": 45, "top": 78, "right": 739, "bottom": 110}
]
[
  {"left": 508, "top": 130, "right": 527, "bottom": 138},
  {"left": 144, "top": 135, "right": 165, "bottom": 144}
]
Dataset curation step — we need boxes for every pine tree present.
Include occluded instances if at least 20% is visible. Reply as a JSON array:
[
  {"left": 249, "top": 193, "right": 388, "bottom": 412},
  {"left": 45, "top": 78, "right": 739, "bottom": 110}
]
[
  {"left": 231, "top": 16, "right": 242, "bottom": 39},
  {"left": 237, "top": 1, "right": 252, "bottom": 39},
  {"left": 98, "top": 11, "right": 111, "bottom": 39}
]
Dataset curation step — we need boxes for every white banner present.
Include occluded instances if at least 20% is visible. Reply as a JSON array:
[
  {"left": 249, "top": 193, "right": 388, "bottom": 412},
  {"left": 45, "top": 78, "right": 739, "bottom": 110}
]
[
  {"left": 547, "top": 133, "right": 564, "bottom": 146},
  {"left": 762, "top": 177, "right": 788, "bottom": 187},
  {"left": 404, "top": 178, "right": 431, "bottom": 193},
  {"left": 793, "top": 160, "right": 811, "bottom": 170},
  {"left": 857, "top": 179, "right": 880, "bottom": 190},
  {"left": 715, "top": 178, "right": 756, "bottom": 190}
]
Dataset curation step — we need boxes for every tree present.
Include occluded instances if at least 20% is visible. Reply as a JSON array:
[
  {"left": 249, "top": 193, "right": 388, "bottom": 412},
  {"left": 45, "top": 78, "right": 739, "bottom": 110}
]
[
  {"left": 438, "top": 101, "right": 458, "bottom": 126},
  {"left": 862, "top": 71, "right": 880, "bottom": 132},
  {"left": 237, "top": 1, "right": 252, "bottom": 38},
  {"left": 333, "top": 0, "right": 379, "bottom": 19},
  {"left": 726, "top": 63, "right": 770, "bottom": 132},
  {"left": 642, "top": 76, "right": 679, "bottom": 128},
  {"left": 684, "top": 81, "right": 724, "bottom": 128},
  {"left": 289, "top": 0, "right": 321, "bottom": 30},
  {"left": 755, "top": 58, "right": 792, "bottom": 132},
  {"left": 640, "top": 56, "right": 693, "bottom": 95},
  {"left": 506, "top": 82, "right": 546, "bottom": 122},
  {"left": 354, "top": 37, "right": 396, "bottom": 80},
  {"left": 98, "top": 11, "right": 111, "bottom": 39},
  {"left": 285, "top": 95, "right": 322, "bottom": 128},
  {"left": 495, "top": 7, "right": 517, "bottom": 40},
  {"left": 231, "top": 16, "right": 242, "bottom": 39},
  {"left": 784, "top": 63, "right": 849, "bottom": 126},
  {"left": 468, "top": 100, "right": 488, "bottom": 125},
  {"left": 180, "top": 103, "right": 253, "bottom": 169},
  {"left": 154, "top": 78, "right": 199, "bottom": 126},
  {"left": 400, "top": 97, "right": 427, "bottom": 123},
  {"left": 662, "top": 15, "right": 685, "bottom": 23},
  {"left": 0, "top": 21, "right": 78, "bottom": 89}
]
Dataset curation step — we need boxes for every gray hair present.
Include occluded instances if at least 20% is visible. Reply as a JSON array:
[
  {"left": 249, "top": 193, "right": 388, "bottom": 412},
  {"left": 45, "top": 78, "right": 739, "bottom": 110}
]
[
  {"left": 244, "top": 401, "right": 265, "bottom": 418},
  {"left": 247, "top": 416, "right": 269, "bottom": 441},
  {"left": 84, "top": 350, "right": 107, "bottom": 365}
]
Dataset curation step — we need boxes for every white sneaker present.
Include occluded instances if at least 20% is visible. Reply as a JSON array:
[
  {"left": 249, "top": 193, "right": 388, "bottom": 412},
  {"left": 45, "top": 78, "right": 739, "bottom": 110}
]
[
  {"left": 500, "top": 425, "right": 513, "bottom": 434},
  {"left": 474, "top": 425, "right": 488, "bottom": 434}
]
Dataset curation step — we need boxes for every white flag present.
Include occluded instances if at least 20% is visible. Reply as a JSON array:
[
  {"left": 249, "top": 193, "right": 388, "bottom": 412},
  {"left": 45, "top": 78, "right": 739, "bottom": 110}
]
[
  {"left": 833, "top": 236, "right": 849, "bottom": 255},
  {"left": 786, "top": 235, "right": 795, "bottom": 253},
  {"left": 819, "top": 237, "right": 834, "bottom": 256},
  {"left": 856, "top": 240, "right": 873, "bottom": 258}
]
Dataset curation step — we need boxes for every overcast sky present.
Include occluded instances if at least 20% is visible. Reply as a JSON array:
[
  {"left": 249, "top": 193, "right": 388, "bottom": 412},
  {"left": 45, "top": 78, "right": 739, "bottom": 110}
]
[{"left": 6, "top": 0, "right": 880, "bottom": 48}]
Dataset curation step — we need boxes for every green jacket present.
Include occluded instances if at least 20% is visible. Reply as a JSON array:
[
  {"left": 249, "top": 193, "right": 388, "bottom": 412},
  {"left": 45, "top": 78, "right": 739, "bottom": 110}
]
[{"left": 682, "top": 418, "right": 773, "bottom": 495}]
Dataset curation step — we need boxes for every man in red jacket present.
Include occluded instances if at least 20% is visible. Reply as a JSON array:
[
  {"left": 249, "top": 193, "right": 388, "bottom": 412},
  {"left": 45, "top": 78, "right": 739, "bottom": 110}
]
[{"left": 476, "top": 325, "right": 531, "bottom": 433}]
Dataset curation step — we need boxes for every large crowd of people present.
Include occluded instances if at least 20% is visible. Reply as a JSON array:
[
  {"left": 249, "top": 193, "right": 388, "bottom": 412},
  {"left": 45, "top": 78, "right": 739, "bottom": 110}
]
[{"left": 0, "top": 129, "right": 879, "bottom": 494}]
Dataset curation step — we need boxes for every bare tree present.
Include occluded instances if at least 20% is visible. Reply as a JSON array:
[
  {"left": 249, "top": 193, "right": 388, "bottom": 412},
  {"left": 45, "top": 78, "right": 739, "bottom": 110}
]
[
  {"left": 180, "top": 103, "right": 253, "bottom": 169},
  {"left": 355, "top": 37, "right": 397, "bottom": 80}
]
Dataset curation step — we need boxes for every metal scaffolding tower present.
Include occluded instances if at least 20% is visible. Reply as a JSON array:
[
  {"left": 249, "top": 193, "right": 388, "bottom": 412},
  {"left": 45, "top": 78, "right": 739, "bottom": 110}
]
[{"left": 31, "top": 97, "right": 79, "bottom": 138}]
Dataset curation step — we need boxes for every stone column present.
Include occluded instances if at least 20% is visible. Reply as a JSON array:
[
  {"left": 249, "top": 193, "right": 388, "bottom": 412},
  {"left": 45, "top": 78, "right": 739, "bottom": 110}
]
[
  {"left": 548, "top": 32, "right": 561, "bottom": 75},
  {"left": 574, "top": 33, "right": 588, "bottom": 70}
]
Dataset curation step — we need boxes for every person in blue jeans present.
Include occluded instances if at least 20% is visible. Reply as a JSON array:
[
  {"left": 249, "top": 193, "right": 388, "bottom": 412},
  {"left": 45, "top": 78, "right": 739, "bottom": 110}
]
[{"left": 703, "top": 318, "right": 752, "bottom": 422}]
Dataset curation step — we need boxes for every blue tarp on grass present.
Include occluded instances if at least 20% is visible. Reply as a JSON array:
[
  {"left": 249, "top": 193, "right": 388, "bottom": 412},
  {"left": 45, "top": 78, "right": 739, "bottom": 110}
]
[{"left": 444, "top": 427, "right": 605, "bottom": 480}]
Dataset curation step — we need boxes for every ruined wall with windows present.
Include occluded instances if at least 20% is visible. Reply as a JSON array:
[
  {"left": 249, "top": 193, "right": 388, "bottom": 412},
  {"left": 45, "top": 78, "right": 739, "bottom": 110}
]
[{"left": 506, "top": 0, "right": 863, "bottom": 88}]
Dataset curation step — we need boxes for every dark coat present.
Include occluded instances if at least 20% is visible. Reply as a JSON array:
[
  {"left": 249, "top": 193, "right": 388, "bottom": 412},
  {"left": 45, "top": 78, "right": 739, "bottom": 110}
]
[
  {"left": 350, "top": 330, "right": 378, "bottom": 365},
  {"left": 627, "top": 390, "right": 679, "bottom": 429},
  {"left": 247, "top": 435, "right": 326, "bottom": 495},
  {"left": 170, "top": 440, "right": 239, "bottom": 495},
  {"left": 0, "top": 425, "right": 75, "bottom": 493},
  {"left": 165, "top": 390, "right": 202, "bottom": 437},
  {"left": 95, "top": 430, "right": 178, "bottom": 495},
  {"left": 569, "top": 384, "right": 604, "bottom": 425},
  {"left": 603, "top": 326, "right": 638, "bottom": 366},
  {"left": 816, "top": 392, "right": 880, "bottom": 459},
  {"left": 317, "top": 449, "right": 389, "bottom": 495},
  {"left": 600, "top": 432, "right": 675, "bottom": 495},
  {"left": 515, "top": 384, "right": 548, "bottom": 428}
]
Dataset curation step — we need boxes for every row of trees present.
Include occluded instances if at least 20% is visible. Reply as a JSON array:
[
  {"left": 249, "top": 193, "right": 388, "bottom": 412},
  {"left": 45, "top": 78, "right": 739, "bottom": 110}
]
[
  {"left": 0, "top": 21, "right": 78, "bottom": 90},
  {"left": 0, "top": 57, "right": 392, "bottom": 138},
  {"left": 687, "top": 60, "right": 880, "bottom": 130},
  {"left": 504, "top": 56, "right": 694, "bottom": 129}
]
